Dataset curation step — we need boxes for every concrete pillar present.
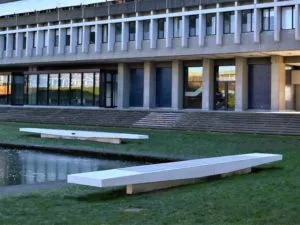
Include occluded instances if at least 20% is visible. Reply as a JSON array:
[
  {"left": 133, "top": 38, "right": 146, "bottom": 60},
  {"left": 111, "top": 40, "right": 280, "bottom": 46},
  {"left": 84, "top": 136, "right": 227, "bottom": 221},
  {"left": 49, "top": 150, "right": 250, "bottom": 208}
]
[
  {"left": 5, "top": 33, "right": 13, "bottom": 58},
  {"left": 58, "top": 28, "right": 66, "bottom": 55},
  {"left": 95, "top": 24, "right": 102, "bottom": 52},
  {"left": 165, "top": 15, "right": 173, "bottom": 48},
  {"left": 202, "top": 59, "right": 215, "bottom": 110},
  {"left": 271, "top": 56, "right": 286, "bottom": 111},
  {"left": 25, "top": 31, "right": 33, "bottom": 57},
  {"left": 234, "top": 3, "right": 241, "bottom": 44},
  {"left": 253, "top": 5, "right": 261, "bottom": 43},
  {"left": 36, "top": 29, "right": 45, "bottom": 56},
  {"left": 135, "top": 19, "right": 143, "bottom": 50},
  {"left": 70, "top": 26, "right": 78, "bottom": 54},
  {"left": 47, "top": 29, "right": 55, "bottom": 56},
  {"left": 216, "top": 4, "right": 223, "bottom": 45},
  {"left": 295, "top": 4, "right": 300, "bottom": 41},
  {"left": 121, "top": 22, "right": 129, "bottom": 51},
  {"left": 117, "top": 63, "right": 130, "bottom": 109},
  {"left": 82, "top": 26, "right": 90, "bottom": 53},
  {"left": 15, "top": 32, "right": 23, "bottom": 57},
  {"left": 108, "top": 22, "right": 115, "bottom": 52},
  {"left": 150, "top": 16, "right": 157, "bottom": 49},
  {"left": 0, "top": 35, "right": 4, "bottom": 58},
  {"left": 172, "top": 60, "right": 184, "bottom": 109},
  {"left": 274, "top": 6, "right": 281, "bottom": 42},
  {"left": 143, "top": 61, "right": 156, "bottom": 109},
  {"left": 235, "top": 57, "right": 248, "bottom": 111},
  {"left": 198, "top": 11, "right": 206, "bottom": 46}
]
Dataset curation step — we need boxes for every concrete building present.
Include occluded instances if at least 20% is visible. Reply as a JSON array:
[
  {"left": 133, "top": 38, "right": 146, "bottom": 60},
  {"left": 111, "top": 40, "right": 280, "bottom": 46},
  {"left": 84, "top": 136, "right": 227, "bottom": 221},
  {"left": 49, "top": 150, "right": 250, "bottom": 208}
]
[{"left": 0, "top": 0, "right": 300, "bottom": 112}]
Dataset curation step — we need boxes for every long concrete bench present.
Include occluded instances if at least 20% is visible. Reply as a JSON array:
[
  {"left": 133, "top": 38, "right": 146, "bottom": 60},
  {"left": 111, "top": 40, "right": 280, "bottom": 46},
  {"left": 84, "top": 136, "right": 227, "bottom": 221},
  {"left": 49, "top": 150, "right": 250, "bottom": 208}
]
[
  {"left": 19, "top": 128, "right": 149, "bottom": 144},
  {"left": 67, "top": 153, "right": 282, "bottom": 194}
]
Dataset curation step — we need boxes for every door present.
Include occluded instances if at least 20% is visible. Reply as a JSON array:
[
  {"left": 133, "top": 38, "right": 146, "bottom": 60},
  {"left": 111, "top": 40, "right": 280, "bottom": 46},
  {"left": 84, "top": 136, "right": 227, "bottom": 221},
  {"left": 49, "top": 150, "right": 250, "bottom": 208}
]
[
  {"left": 100, "top": 70, "right": 117, "bottom": 108},
  {"left": 156, "top": 67, "right": 172, "bottom": 107},
  {"left": 11, "top": 74, "right": 24, "bottom": 105}
]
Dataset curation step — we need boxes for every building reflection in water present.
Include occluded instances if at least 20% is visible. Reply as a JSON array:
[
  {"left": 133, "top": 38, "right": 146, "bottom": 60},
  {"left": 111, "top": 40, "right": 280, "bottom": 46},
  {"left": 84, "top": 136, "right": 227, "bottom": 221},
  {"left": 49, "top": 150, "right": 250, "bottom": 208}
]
[{"left": 0, "top": 149, "right": 140, "bottom": 186}]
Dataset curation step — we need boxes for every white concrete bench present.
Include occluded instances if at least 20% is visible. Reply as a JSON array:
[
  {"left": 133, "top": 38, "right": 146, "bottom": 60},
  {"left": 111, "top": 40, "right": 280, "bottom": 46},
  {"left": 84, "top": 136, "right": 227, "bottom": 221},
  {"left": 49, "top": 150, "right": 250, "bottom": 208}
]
[
  {"left": 67, "top": 153, "right": 282, "bottom": 194},
  {"left": 19, "top": 128, "right": 149, "bottom": 144}
]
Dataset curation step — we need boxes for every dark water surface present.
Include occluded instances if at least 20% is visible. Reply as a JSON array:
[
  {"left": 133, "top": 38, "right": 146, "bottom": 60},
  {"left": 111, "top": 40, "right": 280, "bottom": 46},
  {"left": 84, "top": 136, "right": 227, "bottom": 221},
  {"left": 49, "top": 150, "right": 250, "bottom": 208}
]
[{"left": 0, "top": 148, "right": 143, "bottom": 186}]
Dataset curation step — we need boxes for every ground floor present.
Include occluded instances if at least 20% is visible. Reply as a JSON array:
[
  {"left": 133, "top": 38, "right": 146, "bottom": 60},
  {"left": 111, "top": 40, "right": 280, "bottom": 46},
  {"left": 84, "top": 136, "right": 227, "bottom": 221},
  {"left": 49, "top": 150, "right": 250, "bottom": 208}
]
[{"left": 1, "top": 55, "right": 300, "bottom": 111}]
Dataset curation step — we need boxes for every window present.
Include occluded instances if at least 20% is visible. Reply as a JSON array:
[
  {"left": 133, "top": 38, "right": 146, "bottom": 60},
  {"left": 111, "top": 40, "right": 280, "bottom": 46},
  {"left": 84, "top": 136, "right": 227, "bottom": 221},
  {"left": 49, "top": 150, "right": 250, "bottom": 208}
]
[
  {"left": 83, "top": 73, "right": 94, "bottom": 106},
  {"left": 43, "top": 30, "right": 48, "bottom": 47},
  {"left": 206, "top": 14, "right": 216, "bottom": 35},
  {"left": 54, "top": 29, "right": 59, "bottom": 47},
  {"left": 71, "top": 73, "right": 82, "bottom": 106},
  {"left": 143, "top": 20, "right": 150, "bottom": 40},
  {"left": 223, "top": 11, "right": 234, "bottom": 34},
  {"left": 77, "top": 27, "right": 83, "bottom": 45},
  {"left": 66, "top": 28, "right": 71, "bottom": 46},
  {"left": 59, "top": 73, "right": 70, "bottom": 105},
  {"left": 184, "top": 67, "right": 203, "bottom": 109},
  {"left": 12, "top": 34, "right": 16, "bottom": 50},
  {"left": 3, "top": 35, "right": 7, "bottom": 51},
  {"left": 173, "top": 17, "right": 182, "bottom": 38},
  {"left": 282, "top": 6, "right": 295, "bottom": 30},
  {"left": 0, "top": 74, "right": 11, "bottom": 105},
  {"left": 33, "top": 31, "right": 37, "bottom": 48},
  {"left": 48, "top": 74, "right": 59, "bottom": 105},
  {"left": 23, "top": 33, "right": 26, "bottom": 49},
  {"left": 262, "top": 8, "right": 274, "bottom": 31},
  {"left": 129, "top": 22, "right": 136, "bottom": 41},
  {"left": 102, "top": 24, "right": 108, "bottom": 43},
  {"left": 242, "top": 10, "right": 253, "bottom": 33},
  {"left": 90, "top": 26, "right": 95, "bottom": 44},
  {"left": 38, "top": 74, "right": 48, "bottom": 105},
  {"left": 27, "top": 74, "right": 38, "bottom": 105},
  {"left": 189, "top": 15, "right": 198, "bottom": 37},
  {"left": 157, "top": 18, "right": 165, "bottom": 39},
  {"left": 115, "top": 23, "right": 122, "bottom": 42}
]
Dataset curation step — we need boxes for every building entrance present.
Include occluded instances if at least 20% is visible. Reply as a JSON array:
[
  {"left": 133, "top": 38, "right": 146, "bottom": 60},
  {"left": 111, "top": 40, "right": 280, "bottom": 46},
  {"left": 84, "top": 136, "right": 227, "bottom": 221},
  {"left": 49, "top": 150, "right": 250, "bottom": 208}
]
[{"left": 100, "top": 70, "right": 117, "bottom": 108}]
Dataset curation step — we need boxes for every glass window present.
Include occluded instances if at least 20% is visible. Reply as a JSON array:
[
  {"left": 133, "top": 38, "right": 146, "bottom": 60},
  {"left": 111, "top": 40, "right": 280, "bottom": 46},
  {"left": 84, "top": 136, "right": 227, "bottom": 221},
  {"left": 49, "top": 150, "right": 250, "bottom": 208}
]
[
  {"left": 242, "top": 10, "right": 253, "bottom": 33},
  {"left": 60, "top": 73, "right": 70, "bottom": 105},
  {"left": 90, "top": 26, "right": 96, "bottom": 44},
  {"left": 3, "top": 35, "right": 6, "bottom": 51},
  {"left": 0, "top": 74, "right": 10, "bottom": 105},
  {"left": 28, "top": 74, "right": 38, "bottom": 105},
  {"left": 23, "top": 33, "right": 26, "bottom": 49},
  {"left": 115, "top": 23, "right": 122, "bottom": 42},
  {"left": 189, "top": 15, "right": 198, "bottom": 37},
  {"left": 184, "top": 67, "right": 203, "bottom": 109},
  {"left": 143, "top": 20, "right": 150, "bottom": 40},
  {"left": 71, "top": 73, "right": 82, "bottom": 106},
  {"left": 48, "top": 74, "right": 59, "bottom": 105},
  {"left": 173, "top": 17, "right": 182, "bottom": 38},
  {"left": 66, "top": 28, "right": 71, "bottom": 46},
  {"left": 83, "top": 73, "right": 94, "bottom": 106},
  {"left": 102, "top": 24, "right": 108, "bottom": 43},
  {"left": 33, "top": 31, "right": 37, "bottom": 48},
  {"left": 282, "top": 6, "right": 294, "bottom": 30},
  {"left": 12, "top": 34, "right": 16, "bottom": 51},
  {"left": 223, "top": 11, "right": 235, "bottom": 34},
  {"left": 94, "top": 72, "right": 100, "bottom": 106},
  {"left": 78, "top": 27, "right": 83, "bottom": 45},
  {"left": 43, "top": 30, "right": 48, "bottom": 47},
  {"left": 129, "top": 22, "right": 136, "bottom": 41},
  {"left": 54, "top": 29, "right": 59, "bottom": 47},
  {"left": 262, "top": 8, "right": 274, "bottom": 31},
  {"left": 157, "top": 18, "right": 166, "bottom": 39},
  {"left": 206, "top": 14, "right": 216, "bottom": 35},
  {"left": 38, "top": 74, "right": 48, "bottom": 105}
]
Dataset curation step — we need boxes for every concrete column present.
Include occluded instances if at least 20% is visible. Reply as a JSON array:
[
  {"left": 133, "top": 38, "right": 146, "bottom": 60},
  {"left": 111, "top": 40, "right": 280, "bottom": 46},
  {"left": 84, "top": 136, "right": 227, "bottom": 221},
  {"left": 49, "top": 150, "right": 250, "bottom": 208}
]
[
  {"left": 295, "top": 4, "right": 300, "bottom": 41},
  {"left": 5, "top": 33, "right": 13, "bottom": 58},
  {"left": 235, "top": 57, "right": 248, "bottom": 111},
  {"left": 271, "top": 56, "right": 286, "bottom": 111},
  {"left": 58, "top": 28, "right": 66, "bottom": 55},
  {"left": 181, "top": 15, "right": 189, "bottom": 48},
  {"left": 15, "top": 32, "right": 23, "bottom": 57},
  {"left": 95, "top": 24, "right": 102, "bottom": 52},
  {"left": 274, "top": 6, "right": 281, "bottom": 42},
  {"left": 143, "top": 61, "right": 156, "bottom": 109},
  {"left": 234, "top": 4, "right": 241, "bottom": 44},
  {"left": 25, "top": 31, "right": 33, "bottom": 57},
  {"left": 0, "top": 35, "right": 4, "bottom": 58},
  {"left": 117, "top": 63, "right": 130, "bottom": 109},
  {"left": 216, "top": 6, "right": 223, "bottom": 45},
  {"left": 36, "top": 29, "right": 45, "bottom": 56},
  {"left": 165, "top": 16, "right": 173, "bottom": 48},
  {"left": 82, "top": 26, "right": 90, "bottom": 53},
  {"left": 202, "top": 59, "right": 215, "bottom": 110},
  {"left": 70, "top": 26, "right": 78, "bottom": 54},
  {"left": 135, "top": 19, "right": 143, "bottom": 50},
  {"left": 150, "top": 16, "right": 157, "bottom": 49},
  {"left": 253, "top": 6, "right": 261, "bottom": 43},
  {"left": 108, "top": 22, "right": 115, "bottom": 52},
  {"left": 47, "top": 29, "right": 55, "bottom": 56},
  {"left": 198, "top": 12, "right": 206, "bottom": 46},
  {"left": 172, "top": 60, "right": 184, "bottom": 109},
  {"left": 121, "top": 22, "right": 129, "bottom": 51}
]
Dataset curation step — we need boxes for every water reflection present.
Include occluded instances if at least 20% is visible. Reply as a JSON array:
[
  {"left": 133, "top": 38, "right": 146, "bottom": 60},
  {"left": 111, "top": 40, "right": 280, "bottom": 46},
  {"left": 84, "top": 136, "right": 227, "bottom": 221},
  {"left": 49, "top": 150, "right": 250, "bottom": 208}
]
[{"left": 0, "top": 149, "right": 141, "bottom": 186}]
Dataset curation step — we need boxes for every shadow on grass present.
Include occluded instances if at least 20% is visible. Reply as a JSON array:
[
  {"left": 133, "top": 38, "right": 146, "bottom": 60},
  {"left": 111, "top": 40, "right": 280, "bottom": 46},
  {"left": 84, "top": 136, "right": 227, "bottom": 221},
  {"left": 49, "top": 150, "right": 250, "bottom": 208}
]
[{"left": 251, "top": 166, "right": 284, "bottom": 173}]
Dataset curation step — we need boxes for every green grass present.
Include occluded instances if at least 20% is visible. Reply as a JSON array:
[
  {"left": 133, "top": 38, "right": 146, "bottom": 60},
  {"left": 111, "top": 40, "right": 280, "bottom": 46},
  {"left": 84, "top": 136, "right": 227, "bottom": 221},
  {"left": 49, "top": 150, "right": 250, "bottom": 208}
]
[{"left": 0, "top": 121, "right": 299, "bottom": 225}]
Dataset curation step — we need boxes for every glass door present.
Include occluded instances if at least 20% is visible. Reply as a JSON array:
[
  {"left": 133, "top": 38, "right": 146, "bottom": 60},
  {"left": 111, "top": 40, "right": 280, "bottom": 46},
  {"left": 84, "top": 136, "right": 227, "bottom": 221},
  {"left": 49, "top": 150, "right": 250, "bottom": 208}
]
[
  {"left": 11, "top": 74, "right": 25, "bottom": 105},
  {"left": 100, "top": 70, "right": 117, "bottom": 108}
]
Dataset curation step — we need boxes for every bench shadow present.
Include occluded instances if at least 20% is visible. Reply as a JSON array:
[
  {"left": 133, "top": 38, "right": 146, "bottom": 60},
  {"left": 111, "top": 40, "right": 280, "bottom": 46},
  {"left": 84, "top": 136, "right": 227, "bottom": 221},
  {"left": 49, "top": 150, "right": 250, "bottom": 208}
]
[
  {"left": 65, "top": 188, "right": 127, "bottom": 202},
  {"left": 251, "top": 166, "right": 283, "bottom": 173}
]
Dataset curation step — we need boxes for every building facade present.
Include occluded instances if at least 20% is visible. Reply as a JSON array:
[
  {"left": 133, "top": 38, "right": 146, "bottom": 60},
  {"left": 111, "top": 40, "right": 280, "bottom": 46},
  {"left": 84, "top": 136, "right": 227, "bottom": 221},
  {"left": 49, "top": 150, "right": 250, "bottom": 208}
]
[{"left": 0, "top": 0, "right": 300, "bottom": 111}]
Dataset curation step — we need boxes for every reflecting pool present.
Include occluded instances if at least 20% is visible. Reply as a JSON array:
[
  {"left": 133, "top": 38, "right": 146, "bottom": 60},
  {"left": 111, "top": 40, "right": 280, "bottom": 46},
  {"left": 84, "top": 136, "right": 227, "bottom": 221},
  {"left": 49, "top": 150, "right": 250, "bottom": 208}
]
[{"left": 0, "top": 148, "right": 143, "bottom": 186}]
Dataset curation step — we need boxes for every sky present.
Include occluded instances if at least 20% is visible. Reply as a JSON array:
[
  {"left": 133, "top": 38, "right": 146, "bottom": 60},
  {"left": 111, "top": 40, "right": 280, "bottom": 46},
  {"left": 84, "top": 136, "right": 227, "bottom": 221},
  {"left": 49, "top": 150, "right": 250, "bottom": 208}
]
[{"left": 0, "top": 0, "right": 112, "bottom": 17}]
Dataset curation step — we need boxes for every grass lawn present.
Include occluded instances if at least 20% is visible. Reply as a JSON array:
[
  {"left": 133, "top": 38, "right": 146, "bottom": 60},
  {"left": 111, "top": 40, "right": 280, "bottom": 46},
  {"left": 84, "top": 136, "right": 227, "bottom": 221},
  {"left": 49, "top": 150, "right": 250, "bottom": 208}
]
[{"left": 0, "top": 121, "right": 299, "bottom": 225}]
